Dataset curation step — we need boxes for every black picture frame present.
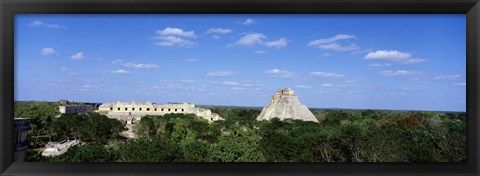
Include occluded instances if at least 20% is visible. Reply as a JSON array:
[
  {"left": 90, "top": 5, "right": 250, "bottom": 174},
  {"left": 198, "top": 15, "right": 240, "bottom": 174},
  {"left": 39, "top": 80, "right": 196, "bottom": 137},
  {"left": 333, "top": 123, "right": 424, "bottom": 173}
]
[{"left": 1, "top": 0, "right": 479, "bottom": 175}]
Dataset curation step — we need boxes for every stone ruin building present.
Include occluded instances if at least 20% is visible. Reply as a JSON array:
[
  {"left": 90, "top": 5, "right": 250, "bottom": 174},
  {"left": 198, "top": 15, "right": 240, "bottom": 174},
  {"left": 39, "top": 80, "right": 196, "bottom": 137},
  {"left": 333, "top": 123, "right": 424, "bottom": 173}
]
[
  {"left": 42, "top": 139, "right": 80, "bottom": 157},
  {"left": 14, "top": 118, "right": 31, "bottom": 162},
  {"left": 96, "top": 101, "right": 223, "bottom": 124},
  {"left": 257, "top": 88, "right": 319, "bottom": 122},
  {"left": 59, "top": 105, "right": 93, "bottom": 115}
]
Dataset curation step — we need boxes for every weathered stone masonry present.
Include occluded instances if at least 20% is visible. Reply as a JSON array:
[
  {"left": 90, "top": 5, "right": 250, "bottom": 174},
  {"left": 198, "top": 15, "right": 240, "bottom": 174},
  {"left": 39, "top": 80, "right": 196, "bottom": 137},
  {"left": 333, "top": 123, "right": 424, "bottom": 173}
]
[
  {"left": 257, "top": 88, "right": 319, "bottom": 122},
  {"left": 96, "top": 101, "right": 223, "bottom": 123}
]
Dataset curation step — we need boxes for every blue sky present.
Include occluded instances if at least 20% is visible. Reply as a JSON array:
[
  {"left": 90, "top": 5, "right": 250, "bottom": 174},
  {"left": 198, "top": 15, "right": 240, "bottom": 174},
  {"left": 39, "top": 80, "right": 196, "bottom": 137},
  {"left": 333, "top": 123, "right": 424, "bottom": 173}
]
[{"left": 15, "top": 15, "right": 466, "bottom": 111}]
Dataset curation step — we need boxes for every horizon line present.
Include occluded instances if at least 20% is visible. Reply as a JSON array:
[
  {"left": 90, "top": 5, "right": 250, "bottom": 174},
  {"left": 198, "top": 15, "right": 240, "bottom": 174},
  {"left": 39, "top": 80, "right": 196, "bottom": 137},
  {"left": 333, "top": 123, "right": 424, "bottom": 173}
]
[{"left": 14, "top": 99, "right": 466, "bottom": 113}]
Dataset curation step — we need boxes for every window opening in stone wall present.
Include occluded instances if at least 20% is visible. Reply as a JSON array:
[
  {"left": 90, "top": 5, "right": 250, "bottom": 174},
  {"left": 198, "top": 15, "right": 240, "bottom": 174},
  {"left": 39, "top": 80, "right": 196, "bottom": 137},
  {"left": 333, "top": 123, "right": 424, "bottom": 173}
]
[{"left": 147, "top": 108, "right": 150, "bottom": 111}]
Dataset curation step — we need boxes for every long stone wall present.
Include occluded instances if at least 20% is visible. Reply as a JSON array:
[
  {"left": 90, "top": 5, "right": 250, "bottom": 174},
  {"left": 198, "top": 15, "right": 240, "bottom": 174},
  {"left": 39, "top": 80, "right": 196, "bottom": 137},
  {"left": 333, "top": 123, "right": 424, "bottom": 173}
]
[
  {"left": 59, "top": 105, "right": 93, "bottom": 114},
  {"left": 96, "top": 101, "right": 223, "bottom": 123}
]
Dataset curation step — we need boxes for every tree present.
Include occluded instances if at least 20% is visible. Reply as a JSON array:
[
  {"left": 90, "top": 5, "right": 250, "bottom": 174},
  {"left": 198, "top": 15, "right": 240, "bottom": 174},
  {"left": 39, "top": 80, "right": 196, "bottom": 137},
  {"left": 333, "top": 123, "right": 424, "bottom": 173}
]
[
  {"left": 426, "top": 119, "right": 466, "bottom": 162},
  {"left": 49, "top": 113, "right": 124, "bottom": 144},
  {"left": 35, "top": 106, "right": 467, "bottom": 162},
  {"left": 15, "top": 101, "right": 60, "bottom": 148},
  {"left": 396, "top": 116, "right": 421, "bottom": 128},
  {"left": 134, "top": 116, "right": 155, "bottom": 138},
  {"left": 209, "top": 125, "right": 265, "bottom": 162},
  {"left": 324, "top": 110, "right": 350, "bottom": 125},
  {"left": 181, "top": 139, "right": 210, "bottom": 162},
  {"left": 116, "top": 138, "right": 183, "bottom": 162},
  {"left": 171, "top": 124, "right": 188, "bottom": 143},
  {"left": 46, "top": 144, "right": 118, "bottom": 162}
]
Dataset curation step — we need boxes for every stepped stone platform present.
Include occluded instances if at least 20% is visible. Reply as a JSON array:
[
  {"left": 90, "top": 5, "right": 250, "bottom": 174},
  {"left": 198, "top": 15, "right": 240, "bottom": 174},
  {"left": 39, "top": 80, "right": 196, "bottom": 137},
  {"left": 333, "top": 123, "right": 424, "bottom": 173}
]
[{"left": 257, "top": 88, "right": 319, "bottom": 122}]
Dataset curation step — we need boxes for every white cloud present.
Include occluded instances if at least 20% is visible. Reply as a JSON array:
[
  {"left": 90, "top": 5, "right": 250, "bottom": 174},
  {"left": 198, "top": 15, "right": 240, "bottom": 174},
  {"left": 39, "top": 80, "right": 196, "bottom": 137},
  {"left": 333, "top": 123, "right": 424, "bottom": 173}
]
[
  {"left": 220, "top": 81, "right": 262, "bottom": 88},
  {"left": 154, "top": 36, "right": 196, "bottom": 47},
  {"left": 79, "top": 84, "right": 98, "bottom": 89},
  {"left": 239, "top": 18, "right": 255, "bottom": 25},
  {"left": 310, "top": 72, "right": 345, "bottom": 79},
  {"left": 263, "top": 38, "right": 288, "bottom": 48},
  {"left": 379, "top": 70, "right": 422, "bottom": 77},
  {"left": 347, "top": 90, "right": 364, "bottom": 94},
  {"left": 296, "top": 85, "right": 313, "bottom": 89},
  {"left": 207, "top": 71, "right": 237, "bottom": 77},
  {"left": 111, "top": 60, "right": 158, "bottom": 69},
  {"left": 75, "top": 84, "right": 101, "bottom": 92},
  {"left": 365, "top": 50, "right": 411, "bottom": 61},
  {"left": 154, "top": 27, "right": 197, "bottom": 47},
  {"left": 254, "top": 50, "right": 266, "bottom": 54},
  {"left": 315, "top": 43, "right": 360, "bottom": 52},
  {"left": 186, "top": 58, "right": 199, "bottom": 62},
  {"left": 110, "top": 69, "right": 130, "bottom": 74},
  {"left": 365, "top": 50, "right": 427, "bottom": 64},
  {"left": 161, "top": 79, "right": 195, "bottom": 84},
  {"left": 121, "top": 62, "right": 159, "bottom": 69},
  {"left": 368, "top": 63, "right": 391, "bottom": 67},
  {"left": 135, "top": 85, "right": 164, "bottom": 95},
  {"left": 351, "top": 48, "right": 373, "bottom": 55},
  {"left": 265, "top": 69, "right": 295, "bottom": 78},
  {"left": 59, "top": 67, "right": 79, "bottom": 76},
  {"left": 29, "top": 20, "right": 66, "bottom": 29},
  {"left": 403, "top": 58, "right": 427, "bottom": 64},
  {"left": 70, "top": 52, "right": 84, "bottom": 60},
  {"left": 308, "top": 34, "right": 356, "bottom": 46},
  {"left": 318, "top": 84, "right": 347, "bottom": 91},
  {"left": 230, "top": 33, "right": 266, "bottom": 47},
  {"left": 453, "top": 82, "right": 466, "bottom": 86},
  {"left": 222, "top": 81, "right": 241, "bottom": 86},
  {"left": 206, "top": 28, "right": 232, "bottom": 39},
  {"left": 321, "top": 83, "right": 333, "bottom": 87},
  {"left": 206, "top": 28, "right": 232, "bottom": 34},
  {"left": 308, "top": 34, "right": 359, "bottom": 52},
  {"left": 434, "top": 74, "right": 461, "bottom": 80},
  {"left": 229, "top": 33, "right": 288, "bottom": 48},
  {"left": 56, "top": 79, "right": 73, "bottom": 83},
  {"left": 400, "top": 88, "right": 421, "bottom": 92},
  {"left": 231, "top": 87, "right": 246, "bottom": 90},
  {"left": 156, "top": 27, "right": 196, "bottom": 38},
  {"left": 40, "top": 48, "right": 57, "bottom": 56},
  {"left": 242, "top": 83, "right": 261, "bottom": 87},
  {"left": 110, "top": 59, "right": 123, "bottom": 64},
  {"left": 178, "top": 80, "right": 195, "bottom": 83}
]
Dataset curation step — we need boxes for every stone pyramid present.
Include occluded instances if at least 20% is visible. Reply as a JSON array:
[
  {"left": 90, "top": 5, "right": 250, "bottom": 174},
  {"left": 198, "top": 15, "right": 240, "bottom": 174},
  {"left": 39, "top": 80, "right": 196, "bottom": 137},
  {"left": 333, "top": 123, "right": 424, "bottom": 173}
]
[{"left": 257, "top": 88, "right": 319, "bottom": 122}]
